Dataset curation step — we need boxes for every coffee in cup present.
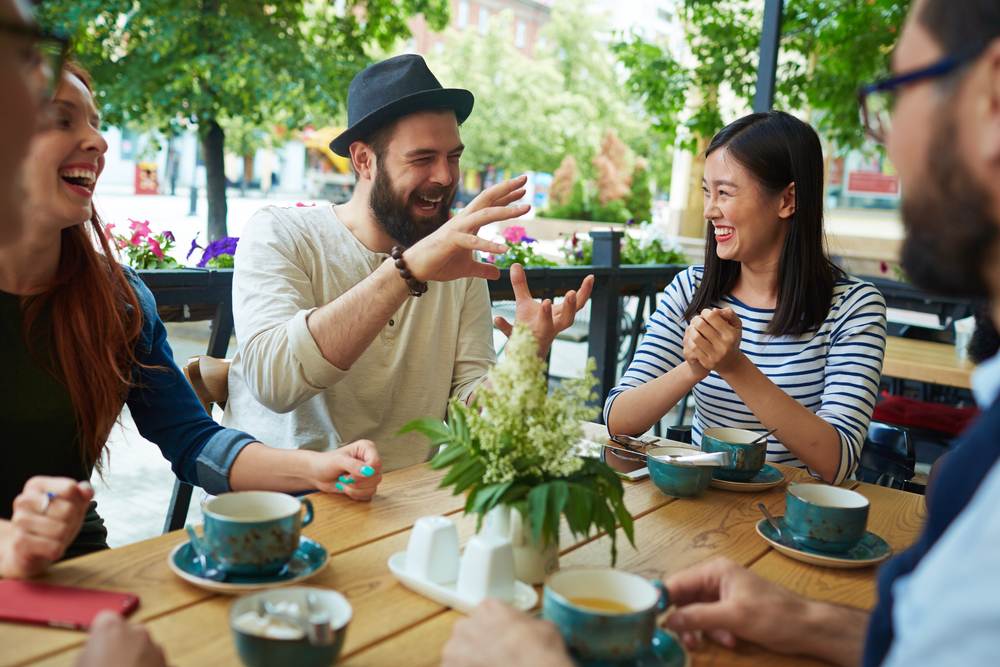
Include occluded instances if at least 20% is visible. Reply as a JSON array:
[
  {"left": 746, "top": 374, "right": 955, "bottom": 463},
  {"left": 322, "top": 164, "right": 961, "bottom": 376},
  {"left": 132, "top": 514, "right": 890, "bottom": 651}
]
[{"left": 543, "top": 568, "right": 668, "bottom": 661}]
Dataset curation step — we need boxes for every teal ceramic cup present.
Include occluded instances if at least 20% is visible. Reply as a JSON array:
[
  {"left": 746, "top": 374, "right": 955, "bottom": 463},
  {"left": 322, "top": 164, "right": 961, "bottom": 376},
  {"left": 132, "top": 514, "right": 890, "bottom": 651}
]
[
  {"left": 701, "top": 427, "right": 766, "bottom": 482},
  {"left": 199, "top": 491, "right": 314, "bottom": 577},
  {"left": 647, "top": 445, "right": 714, "bottom": 498},
  {"left": 542, "top": 568, "right": 669, "bottom": 661},
  {"left": 230, "top": 587, "right": 351, "bottom": 667},
  {"left": 784, "top": 483, "right": 870, "bottom": 553}
]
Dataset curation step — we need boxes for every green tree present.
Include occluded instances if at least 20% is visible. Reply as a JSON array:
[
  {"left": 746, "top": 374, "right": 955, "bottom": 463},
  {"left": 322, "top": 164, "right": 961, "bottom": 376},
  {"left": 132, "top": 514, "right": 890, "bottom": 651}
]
[
  {"left": 615, "top": 0, "right": 909, "bottom": 154},
  {"left": 539, "top": 0, "right": 651, "bottom": 175},
  {"left": 426, "top": 2, "right": 653, "bottom": 180},
  {"left": 625, "top": 163, "right": 653, "bottom": 225},
  {"left": 614, "top": 0, "right": 907, "bottom": 235},
  {"left": 221, "top": 116, "right": 289, "bottom": 194},
  {"left": 426, "top": 11, "right": 581, "bottom": 173},
  {"left": 40, "top": 1, "right": 449, "bottom": 240}
]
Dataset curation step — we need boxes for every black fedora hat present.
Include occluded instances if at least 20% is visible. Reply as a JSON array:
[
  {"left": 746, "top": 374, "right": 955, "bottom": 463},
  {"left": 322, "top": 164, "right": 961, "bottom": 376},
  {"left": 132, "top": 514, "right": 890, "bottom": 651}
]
[{"left": 330, "top": 54, "right": 474, "bottom": 157}]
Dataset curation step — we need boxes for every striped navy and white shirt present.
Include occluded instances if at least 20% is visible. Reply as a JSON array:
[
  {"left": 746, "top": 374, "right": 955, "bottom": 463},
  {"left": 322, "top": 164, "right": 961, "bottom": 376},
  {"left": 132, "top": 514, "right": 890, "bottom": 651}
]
[{"left": 604, "top": 266, "right": 887, "bottom": 485}]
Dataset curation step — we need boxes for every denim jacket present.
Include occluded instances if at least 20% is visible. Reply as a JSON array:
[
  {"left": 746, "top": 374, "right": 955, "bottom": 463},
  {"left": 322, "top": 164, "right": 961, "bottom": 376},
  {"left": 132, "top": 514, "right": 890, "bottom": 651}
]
[{"left": 125, "top": 268, "right": 256, "bottom": 494}]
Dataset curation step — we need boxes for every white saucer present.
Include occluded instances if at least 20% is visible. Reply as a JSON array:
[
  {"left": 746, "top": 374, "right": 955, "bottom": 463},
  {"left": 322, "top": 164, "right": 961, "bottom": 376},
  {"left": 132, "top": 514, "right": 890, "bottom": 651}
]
[{"left": 388, "top": 551, "right": 538, "bottom": 614}]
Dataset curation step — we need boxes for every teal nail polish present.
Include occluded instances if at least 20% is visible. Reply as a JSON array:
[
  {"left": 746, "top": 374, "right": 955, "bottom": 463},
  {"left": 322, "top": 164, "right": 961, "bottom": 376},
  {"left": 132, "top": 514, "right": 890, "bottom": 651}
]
[
  {"left": 339, "top": 475, "right": 355, "bottom": 485},
  {"left": 361, "top": 465, "right": 375, "bottom": 477},
  {"left": 336, "top": 482, "right": 345, "bottom": 492}
]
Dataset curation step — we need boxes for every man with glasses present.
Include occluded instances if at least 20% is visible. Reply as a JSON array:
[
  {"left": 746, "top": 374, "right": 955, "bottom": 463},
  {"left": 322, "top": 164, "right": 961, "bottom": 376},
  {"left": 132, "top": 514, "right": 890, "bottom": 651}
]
[
  {"left": 443, "top": 1, "right": 1000, "bottom": 665},
  {"left": 0, "top": 3, "right": 169, "bottom": 666},
  {"left": 0, "top": 0, "right": 66, "bottom": 245}
]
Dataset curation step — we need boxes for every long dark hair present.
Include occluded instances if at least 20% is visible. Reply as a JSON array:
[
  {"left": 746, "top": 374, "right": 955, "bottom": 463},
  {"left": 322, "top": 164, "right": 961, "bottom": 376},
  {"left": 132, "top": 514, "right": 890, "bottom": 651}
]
[{"left": 683, "top": 111, "right": 844, "bottom": 337}]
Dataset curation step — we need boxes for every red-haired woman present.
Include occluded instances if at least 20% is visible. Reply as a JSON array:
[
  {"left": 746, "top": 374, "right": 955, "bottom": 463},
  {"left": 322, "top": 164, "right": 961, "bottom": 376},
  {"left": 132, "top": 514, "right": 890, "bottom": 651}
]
[{"left": 0, "top": 64, "right": 384, "bottom": 579}]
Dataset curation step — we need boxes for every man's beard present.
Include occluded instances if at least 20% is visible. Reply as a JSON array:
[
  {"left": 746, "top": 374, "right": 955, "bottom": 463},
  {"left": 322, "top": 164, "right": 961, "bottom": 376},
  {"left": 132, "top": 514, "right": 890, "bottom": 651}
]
[
  {"left": 900, "top": 113, "right": 998, "bottom": 298},
  {"left": 369, "top": 167, "right": 455, "bottom": 248}
]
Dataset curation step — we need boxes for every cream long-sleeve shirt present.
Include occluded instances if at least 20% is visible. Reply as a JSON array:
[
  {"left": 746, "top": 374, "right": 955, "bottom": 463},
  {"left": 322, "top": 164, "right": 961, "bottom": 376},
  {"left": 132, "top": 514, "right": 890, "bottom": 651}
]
[{"left": 222, "top": 205, "right": 496, "bottom": 471}]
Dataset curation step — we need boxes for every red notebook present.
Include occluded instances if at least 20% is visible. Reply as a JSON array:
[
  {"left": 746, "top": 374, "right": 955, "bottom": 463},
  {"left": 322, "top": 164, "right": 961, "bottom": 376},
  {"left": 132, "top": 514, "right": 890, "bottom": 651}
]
[{"left": 0, "top": 580, "right": 139, "bottom": 630}]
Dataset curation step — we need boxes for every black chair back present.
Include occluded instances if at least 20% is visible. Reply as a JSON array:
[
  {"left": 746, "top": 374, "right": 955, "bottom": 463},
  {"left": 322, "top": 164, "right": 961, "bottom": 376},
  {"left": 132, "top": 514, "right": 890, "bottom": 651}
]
[{"left": 858, "top": 421, "right": 920, "bottom": 491}]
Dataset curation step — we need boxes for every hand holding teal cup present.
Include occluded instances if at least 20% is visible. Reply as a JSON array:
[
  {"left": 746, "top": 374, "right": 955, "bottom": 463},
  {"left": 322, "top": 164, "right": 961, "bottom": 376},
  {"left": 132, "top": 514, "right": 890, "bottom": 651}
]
[
  {"left": 542, "top": 568, "right": 669, "bottom": 662},
  {"left": 784, "top": 483, "right": 869, "bottom": 553},
  {"left": 701, "top": 427, "right": 766, "bottom": 482},
  {"left": 193, "top": 491, "right": 315, "bottom": 577}
]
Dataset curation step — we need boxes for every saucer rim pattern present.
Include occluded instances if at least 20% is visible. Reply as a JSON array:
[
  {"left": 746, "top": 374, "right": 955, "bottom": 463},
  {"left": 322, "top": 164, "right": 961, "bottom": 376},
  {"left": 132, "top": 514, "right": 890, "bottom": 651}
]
[
  {"left": 754, "top": 517, "right": 892, "bottom": 569},
  {"left": 709, "top": 464, "right": 785, "bottom": 492},
  {"left": 168, "top": 536, "right": 328, "bottom": 594},
  {"left": 571, "top": 629, "right": 690, "bottom": 667}
]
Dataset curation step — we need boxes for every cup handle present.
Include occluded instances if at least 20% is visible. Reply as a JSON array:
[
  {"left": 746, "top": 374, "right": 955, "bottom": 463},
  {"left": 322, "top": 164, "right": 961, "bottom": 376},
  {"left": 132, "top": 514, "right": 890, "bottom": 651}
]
[
  {"left": 650, "top": 579, "right": 670, "bottom": 613},
  {"left": 300, "top": 498, "right": 314, "bottom": 528},
  {"left": 185, "top": 525, "right": 206, "bottom": 556}
]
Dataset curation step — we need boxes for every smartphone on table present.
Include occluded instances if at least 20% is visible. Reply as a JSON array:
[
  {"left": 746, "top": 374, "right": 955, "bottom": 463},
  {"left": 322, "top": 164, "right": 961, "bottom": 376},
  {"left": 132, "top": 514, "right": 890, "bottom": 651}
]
[{"left": 0, "top": 580, "right": 139, "bottom": 630}]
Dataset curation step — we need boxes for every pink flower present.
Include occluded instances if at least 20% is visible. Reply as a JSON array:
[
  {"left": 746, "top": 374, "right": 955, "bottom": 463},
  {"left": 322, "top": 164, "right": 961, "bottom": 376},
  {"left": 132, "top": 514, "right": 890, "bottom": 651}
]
[
  {"left": 128, "top": 218, "right": 152, "bottom": 239},
  {"left": 129, "top": 231, "right": 145, "bottom": 246},
  {"left": 502, "top": 225, "right": 527, "bottom": 244},
  {"left": 102, "top": 223, "right": 116, "bottom": 240},
  {"left": 295, "top": 202, "right": 317, "bottom": 208},
  {"left": 147, "top": 236, "right": 164, "bottom": 259}
]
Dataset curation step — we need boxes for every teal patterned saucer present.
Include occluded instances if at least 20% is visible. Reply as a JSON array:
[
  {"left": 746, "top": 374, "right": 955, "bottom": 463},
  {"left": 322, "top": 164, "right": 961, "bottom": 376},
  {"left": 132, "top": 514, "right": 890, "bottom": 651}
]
[
  {"left": 710, "top": 464, "right": 785, "bottom": 492},
  {"left": 573, "top": 629, "right": 688, "bottom": 667},
  {"left": 168, "top": 536, "right": 327, "bottom": 594},
  {"left": 756, "top": 517, "right": 892, "bottom": 569}
]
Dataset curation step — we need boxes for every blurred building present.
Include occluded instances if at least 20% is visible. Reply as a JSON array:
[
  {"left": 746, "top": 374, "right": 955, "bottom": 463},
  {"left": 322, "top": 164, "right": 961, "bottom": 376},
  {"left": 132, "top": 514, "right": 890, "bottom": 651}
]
[{"left": 408, "top": 0, "right": 553, "bottom": 57}]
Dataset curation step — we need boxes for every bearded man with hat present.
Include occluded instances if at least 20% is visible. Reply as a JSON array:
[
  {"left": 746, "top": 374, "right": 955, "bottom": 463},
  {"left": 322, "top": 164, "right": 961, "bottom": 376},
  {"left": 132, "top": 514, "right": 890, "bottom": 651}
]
[{"left": 222, "top": 54, "right": 592, "bottom": 480}]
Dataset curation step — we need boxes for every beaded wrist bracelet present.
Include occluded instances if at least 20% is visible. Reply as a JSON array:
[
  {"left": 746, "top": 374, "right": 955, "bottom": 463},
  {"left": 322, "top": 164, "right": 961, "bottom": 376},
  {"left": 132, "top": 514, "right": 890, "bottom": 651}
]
[{"left": 390, "top": 245, "right": 429, "bottom": 297}]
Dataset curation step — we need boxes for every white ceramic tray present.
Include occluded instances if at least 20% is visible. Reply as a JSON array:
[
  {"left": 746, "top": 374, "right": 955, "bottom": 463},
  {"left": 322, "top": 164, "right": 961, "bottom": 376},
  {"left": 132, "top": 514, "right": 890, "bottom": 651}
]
[{"left": 387, "top": 552, "right": 538, "bottom": 614}]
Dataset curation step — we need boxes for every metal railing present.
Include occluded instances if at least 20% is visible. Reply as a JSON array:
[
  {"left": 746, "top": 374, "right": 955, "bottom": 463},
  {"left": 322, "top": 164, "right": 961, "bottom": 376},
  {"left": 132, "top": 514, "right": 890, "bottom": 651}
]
[{"left": 139, "top": 229, "right": 977, "bottom": 404}]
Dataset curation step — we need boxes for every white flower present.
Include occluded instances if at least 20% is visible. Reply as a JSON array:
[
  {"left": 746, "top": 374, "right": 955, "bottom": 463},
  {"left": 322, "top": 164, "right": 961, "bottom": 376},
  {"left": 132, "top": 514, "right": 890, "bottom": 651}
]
[{"left": 463, "top": 324, "right": 597, "bottom": 483}]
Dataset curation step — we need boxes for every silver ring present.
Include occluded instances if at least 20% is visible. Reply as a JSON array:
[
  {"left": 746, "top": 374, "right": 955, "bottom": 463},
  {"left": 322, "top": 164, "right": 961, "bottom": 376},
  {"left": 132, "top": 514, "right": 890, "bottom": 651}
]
[{"left": 39, "top": 492, "right": 56, "bottom": 515}]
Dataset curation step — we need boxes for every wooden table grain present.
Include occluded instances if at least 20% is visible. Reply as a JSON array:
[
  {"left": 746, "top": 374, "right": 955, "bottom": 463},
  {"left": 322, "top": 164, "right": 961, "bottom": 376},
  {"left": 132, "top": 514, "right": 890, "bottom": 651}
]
[
  {"left": 883, "top": 336, "right": 974, "bottom": 389},
  {"left": 1, "top": 440, "right": 926, "bottom": 667}
]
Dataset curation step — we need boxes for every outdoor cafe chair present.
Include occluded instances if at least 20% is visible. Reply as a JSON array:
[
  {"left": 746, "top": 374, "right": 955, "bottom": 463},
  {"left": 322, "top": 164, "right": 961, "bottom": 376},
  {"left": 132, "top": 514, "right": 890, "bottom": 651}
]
[{"left": 163, "top": 356, "right": 231, "bottom": 533}]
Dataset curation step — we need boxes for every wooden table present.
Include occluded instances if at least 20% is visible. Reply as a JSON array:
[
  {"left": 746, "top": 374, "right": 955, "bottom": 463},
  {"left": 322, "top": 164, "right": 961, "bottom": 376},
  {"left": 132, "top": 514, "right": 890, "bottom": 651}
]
[
  {"left": 883, "top": 336, "right": 974, "bottom": 389},
  {"left": 0, "top": 432, "right": 926, "bottom": 667}
]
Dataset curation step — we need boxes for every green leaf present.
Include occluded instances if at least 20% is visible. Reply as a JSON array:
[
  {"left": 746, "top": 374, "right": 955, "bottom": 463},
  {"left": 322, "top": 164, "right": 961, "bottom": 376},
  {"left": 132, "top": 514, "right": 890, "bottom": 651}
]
[
  {"left": 429, "top": 442, "right": 467, "bottom": 470},
  {"left": 548, "top": 480, "right": 569, "bottom": 544},
  {"left": 448, "top": 401, "right": 470, "bottom": 444},
  {"left": 614, "top": 500, "right": 636, "bottom": 548},
  {"left": 399, "top": 417, "right": 452, "bottom": 444},
  {"left": 472, "top": 481, "right": 514, "bottom": 515},
  {"left": 464, "top": 486, "right": 480, "bottom": 514},
  {"left": 528, "top": 484, "right": 550, "bottom": 546},
  {"left": 565, "top": 483, "right": 593, "bottom": 535},
  {"left": 450, "top": 459, "right": 487, "bottom": 495},
  {"left": 441, "top": 457, "right": 480, "bottom": 491}
]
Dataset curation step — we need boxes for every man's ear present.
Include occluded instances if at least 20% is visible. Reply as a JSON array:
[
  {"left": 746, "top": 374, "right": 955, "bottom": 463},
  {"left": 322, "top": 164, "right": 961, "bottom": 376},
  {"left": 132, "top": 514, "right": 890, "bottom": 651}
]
[
  {"left": 976, "top": 38, "right": 1000, "bottom": 170},
  {"left": 778, "top": 182, "right": 796, "bottom": 220},
  {"left": 350, "top": 141, "right": 375, "bottom": 181}
]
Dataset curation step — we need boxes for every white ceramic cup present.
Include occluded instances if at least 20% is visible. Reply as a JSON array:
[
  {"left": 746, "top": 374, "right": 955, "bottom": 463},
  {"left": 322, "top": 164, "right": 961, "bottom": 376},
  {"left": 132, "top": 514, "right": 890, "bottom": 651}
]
[
  {"left": 406, "top": 516, "right": 460, "bottom": 584},
  {"left": 455, "top": 534, "right": 516, "bottom": 604}
]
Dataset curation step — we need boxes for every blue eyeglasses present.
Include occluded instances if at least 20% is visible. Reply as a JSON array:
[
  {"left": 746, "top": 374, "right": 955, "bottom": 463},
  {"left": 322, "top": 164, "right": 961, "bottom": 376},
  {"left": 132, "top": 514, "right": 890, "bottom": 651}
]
[
  {"left": 858, "top": 40, "right": 991, "bottom": 144},
  {"left": 0, "top": 18, "right": 70, "bottom": 98}
]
